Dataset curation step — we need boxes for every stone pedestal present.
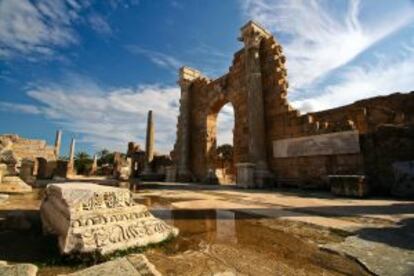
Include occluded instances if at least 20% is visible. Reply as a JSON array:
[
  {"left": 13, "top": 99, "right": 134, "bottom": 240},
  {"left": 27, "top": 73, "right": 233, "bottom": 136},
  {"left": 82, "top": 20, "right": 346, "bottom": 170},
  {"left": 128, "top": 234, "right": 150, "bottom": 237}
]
[
  {"left": 236, "top": 163, "right": 256, "bottom": 188},
  {"left": 329, "top": 175, "right": 368, "bottom": 197},
  {"left": 165, "top": 166, "right": 177, "bottom": 182},
  {"left": 40, "top": 183, "right": 178, "bottom": 255}
]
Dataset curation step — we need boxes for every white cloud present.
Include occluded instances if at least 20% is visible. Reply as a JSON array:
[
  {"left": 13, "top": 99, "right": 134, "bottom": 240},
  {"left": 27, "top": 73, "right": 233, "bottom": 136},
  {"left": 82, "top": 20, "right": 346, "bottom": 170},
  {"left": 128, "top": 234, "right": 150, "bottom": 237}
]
[
  {"left": 291, "top": 46, "right": 414, "bottom": 112},
  {"left": 1, "top": 76, "right": 180, "bottom": 153},
  {"left": 125, "top": 45, "right": 182, "bottom": 73},
  {"left": 0, "top": 102, "right": 42, "bottom": 115},
  {"left": 241, "top": 0, "right": 414, "bottom": 92},
  {"left": 0, "top": 0, "right": 81, "bottom": 58}
]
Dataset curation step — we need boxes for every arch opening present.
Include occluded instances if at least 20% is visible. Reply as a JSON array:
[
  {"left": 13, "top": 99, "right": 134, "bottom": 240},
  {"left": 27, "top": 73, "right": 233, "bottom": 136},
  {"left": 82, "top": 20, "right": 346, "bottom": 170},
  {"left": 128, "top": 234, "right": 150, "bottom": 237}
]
[{"left": 206, "top": 102, "right": 236, "bottom": 185}]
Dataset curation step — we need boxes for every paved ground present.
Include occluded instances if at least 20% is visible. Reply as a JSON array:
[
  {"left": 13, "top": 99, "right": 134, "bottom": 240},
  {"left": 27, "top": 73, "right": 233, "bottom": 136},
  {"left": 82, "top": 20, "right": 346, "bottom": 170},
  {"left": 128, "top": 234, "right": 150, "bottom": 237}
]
[
  {"left": 136, "top": 182, "right": 414, "bottom": 276},
  {"left": 1, "top": 179, "right": 413, "bottom": 275}
]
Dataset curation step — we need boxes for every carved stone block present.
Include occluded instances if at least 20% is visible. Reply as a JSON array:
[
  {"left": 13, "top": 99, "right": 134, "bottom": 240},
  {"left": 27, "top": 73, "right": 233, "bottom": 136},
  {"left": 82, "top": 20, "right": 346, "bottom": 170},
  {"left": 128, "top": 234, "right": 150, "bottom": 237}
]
[{"left": 40, "top": 183, "right": 178, "bottom": 255}]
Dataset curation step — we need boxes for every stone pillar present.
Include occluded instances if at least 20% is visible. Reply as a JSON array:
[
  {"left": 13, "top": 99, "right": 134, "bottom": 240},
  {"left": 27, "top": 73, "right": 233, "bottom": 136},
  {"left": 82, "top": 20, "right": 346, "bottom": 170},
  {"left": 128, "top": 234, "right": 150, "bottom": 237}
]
[
  {"left": 143, "top": 110, "right": 155, "bottom": 174},
  {"left": 54, "top": 130, "right": 62, "bottom": 158},
  {"left": 67, "top": 138, "right": 76, "bottom": 176},
  {"left": 90, "top": 154, "right": 98, "bottom": 175},
  {"left": 240, "top": 21, "right": 273, "bottom": 187},
  {"left": 176, "top": 67, "right": 203, "bottom": 181}
]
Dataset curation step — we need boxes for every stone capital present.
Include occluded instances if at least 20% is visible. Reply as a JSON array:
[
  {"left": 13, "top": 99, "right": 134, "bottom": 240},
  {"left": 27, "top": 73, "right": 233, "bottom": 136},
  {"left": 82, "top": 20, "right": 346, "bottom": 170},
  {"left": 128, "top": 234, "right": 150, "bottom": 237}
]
[{"left": 240, "top": 20, "right": 271, "bottom": 49}]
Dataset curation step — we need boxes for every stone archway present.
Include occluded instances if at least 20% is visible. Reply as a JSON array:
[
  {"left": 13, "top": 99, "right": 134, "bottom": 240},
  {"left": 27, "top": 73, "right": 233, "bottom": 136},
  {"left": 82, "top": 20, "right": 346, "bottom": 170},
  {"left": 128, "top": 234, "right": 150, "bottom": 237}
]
[{"left": 173, "top": 21, "right": 289, "bottom": 187}]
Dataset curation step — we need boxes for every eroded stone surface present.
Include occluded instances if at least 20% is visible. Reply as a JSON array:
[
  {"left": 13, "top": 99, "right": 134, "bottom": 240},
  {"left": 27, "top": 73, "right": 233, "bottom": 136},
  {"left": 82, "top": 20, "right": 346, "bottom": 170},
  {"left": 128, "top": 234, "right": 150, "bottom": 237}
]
[
  {"left": 0, "top": 176, "right": 32, "bottom": 194},
  {"left": 40, "top": 183, "right": 178, "bottom": 255},
  {"left": 0, "top": 261, "right": 38, "bottom": 276},
  {"left": 64, "top": 254, "right": 161, "bottom": 276}
]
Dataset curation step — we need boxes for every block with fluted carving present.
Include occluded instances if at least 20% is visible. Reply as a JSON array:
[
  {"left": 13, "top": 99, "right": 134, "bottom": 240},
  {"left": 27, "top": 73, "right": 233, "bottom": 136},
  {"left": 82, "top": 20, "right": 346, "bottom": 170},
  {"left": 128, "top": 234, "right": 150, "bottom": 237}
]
[{"left": 40, "top": 183, "right": 178, "bottom": 255}]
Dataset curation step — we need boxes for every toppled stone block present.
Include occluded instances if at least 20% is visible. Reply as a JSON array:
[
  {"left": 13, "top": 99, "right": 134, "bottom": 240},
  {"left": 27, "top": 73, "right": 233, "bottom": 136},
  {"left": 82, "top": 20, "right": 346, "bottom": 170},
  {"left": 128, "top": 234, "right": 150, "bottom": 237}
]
[
  {"left": 40, "top": 183, "right": 178, "bottom": 255},
  {"left": 0, "top": 261, "right": 38, "bottom": 276},
  {"left": 392, "top": 161, "right": 414, "bottom": 198},
  {"left": 329, "top": 175, "right": 368, "bottom": 197},
  {"left": 62, "top": 254, "right": 161, "bottom": 276},
  {"left": 0, "top": 176, "right": 32, "bottom": 194}
]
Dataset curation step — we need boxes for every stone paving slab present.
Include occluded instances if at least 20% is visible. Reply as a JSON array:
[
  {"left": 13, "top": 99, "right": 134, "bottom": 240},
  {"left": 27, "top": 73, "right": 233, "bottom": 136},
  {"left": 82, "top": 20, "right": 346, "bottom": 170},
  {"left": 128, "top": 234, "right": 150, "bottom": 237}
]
[
  {"left": 323, "top": 236, "right": 414, "bottom": 276},
  {"left": 62, "top": 254, "right": 161, "bottom": 276}
]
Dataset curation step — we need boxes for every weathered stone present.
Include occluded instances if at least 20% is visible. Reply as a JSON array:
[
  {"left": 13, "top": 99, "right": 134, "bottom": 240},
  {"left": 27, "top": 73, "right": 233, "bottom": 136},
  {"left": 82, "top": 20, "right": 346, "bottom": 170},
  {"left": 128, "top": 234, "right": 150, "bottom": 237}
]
[
  {"left": 392, "top": 161, "right": 414, "bottom": 198},
  {"left": 329, "top": 175, "right": 368, "bottom": 197},
  {"left": 0, "top": 193, "right": 9, "bottom": 204},
  {"left": 40, "top": 183, "right": 178, "bottom": 255},
  {"left": 273, "top": 130, "right": 360, "bottom": 158},
  {"left": 0, "top": 261, "right": 38, "bottom": 276},
  {"left": 165, "top": 166, "right": 176, "bottom": 182},
  {"left": 170, "top": 20, "right": 414, "bottom": 193},
  {"left": 0, "top": 163, "right": 6, "bottom": 183},
  {"left": 63, "top": 254, "right": 161, "bottom": 276},
  {"left": 19, "top": 158, "right": 35, "bottom": 184},
  {"left": 0, "top": 176, "right": 32, "bottom": 194}
]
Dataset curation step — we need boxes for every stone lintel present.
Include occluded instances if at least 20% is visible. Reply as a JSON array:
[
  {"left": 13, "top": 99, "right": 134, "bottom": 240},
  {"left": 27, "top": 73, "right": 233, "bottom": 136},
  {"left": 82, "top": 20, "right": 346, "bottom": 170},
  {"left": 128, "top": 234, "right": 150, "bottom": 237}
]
[{"left": 179, "top": 66, "right": 208, "bottom": 84}]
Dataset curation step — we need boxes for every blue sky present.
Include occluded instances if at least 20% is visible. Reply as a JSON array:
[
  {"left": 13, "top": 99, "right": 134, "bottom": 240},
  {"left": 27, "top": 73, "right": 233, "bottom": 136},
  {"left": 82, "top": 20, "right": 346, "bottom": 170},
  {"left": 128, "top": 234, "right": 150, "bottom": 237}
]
[{"left": 0, "top": 0, "right": 413, "bottom": 156}]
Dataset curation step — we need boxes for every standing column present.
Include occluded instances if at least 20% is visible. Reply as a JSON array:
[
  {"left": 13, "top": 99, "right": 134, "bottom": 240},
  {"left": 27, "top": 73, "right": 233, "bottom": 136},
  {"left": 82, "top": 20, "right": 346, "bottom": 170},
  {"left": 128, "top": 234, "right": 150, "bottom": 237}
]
[
  {"left": 143, "top": 110, "right": 155, "bottom": 174},
  {"left": 176, "top": 67, "right": 202, "bottom": 181},
  {"left": 67, "top": 138, "right": 76, "bottom": 176},
  {"left": 241, "top": 21, "right": 272, "bottom": 187},
  {"left": 90, "top": 154, "right": 98, "bottom": 175},
  {"left": 54, "top": 130, "right": 62, "bottom": 158}
]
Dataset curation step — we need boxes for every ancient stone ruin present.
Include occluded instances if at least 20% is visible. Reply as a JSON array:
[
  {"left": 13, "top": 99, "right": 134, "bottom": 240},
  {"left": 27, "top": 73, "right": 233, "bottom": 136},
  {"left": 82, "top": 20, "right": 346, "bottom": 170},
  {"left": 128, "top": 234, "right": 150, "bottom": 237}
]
[
  {"left": 40, "top": 183, "right": 179, "bottom": 255},
  {"left": 170, "top": 21, "right": 414, "bottom": 197}
]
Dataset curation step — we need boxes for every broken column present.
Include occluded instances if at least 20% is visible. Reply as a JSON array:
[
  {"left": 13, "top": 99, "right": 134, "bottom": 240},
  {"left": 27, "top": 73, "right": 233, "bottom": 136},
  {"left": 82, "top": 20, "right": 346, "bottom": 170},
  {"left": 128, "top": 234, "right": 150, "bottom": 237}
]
[
  {"left": 143, "top": 110, "right": 154, "bottom": 174},
  {"left": 67, "top": 138, "right": 76, "bottom": 176},
  {"left": 54, "top": 130, "right": 62, "bottom": 158},
  {"left": 240, "top": 21, "right": 273, "bottom": 188}
]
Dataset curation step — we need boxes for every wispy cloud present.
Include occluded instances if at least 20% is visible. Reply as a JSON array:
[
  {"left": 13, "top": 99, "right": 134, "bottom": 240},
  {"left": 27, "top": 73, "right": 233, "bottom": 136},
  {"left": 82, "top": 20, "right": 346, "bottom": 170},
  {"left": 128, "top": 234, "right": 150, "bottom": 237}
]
[
  {"left": 0, "top": 102, "right": 42, "bottom": 115},
  {"left": 0, "top": 0, "right": 117, "bottom": 59},
  {"left": 241, "top": 0, "right": 414, "bottom": 93},
  {"left": 0, "top": 75, "right": 180, "bottom": 153},
  {"left": 88, "top": 13, "right": 113, "bottom": 36},
  {"left": 291, "top": 45, "right": 414, "bottom": 112},
  {"left": 125, "top": 45, "right": 183, "bottom": 73},
  {"left": 0, "top": 0, "right": 82, "bottom": 58}
]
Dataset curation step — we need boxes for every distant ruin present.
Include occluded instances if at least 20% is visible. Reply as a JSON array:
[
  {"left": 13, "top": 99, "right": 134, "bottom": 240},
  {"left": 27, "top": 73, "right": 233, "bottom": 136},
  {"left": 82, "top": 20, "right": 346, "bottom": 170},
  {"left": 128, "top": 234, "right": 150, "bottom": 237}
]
[{"left": 171, "top": 21, "right": 414, "bottom": 196}]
